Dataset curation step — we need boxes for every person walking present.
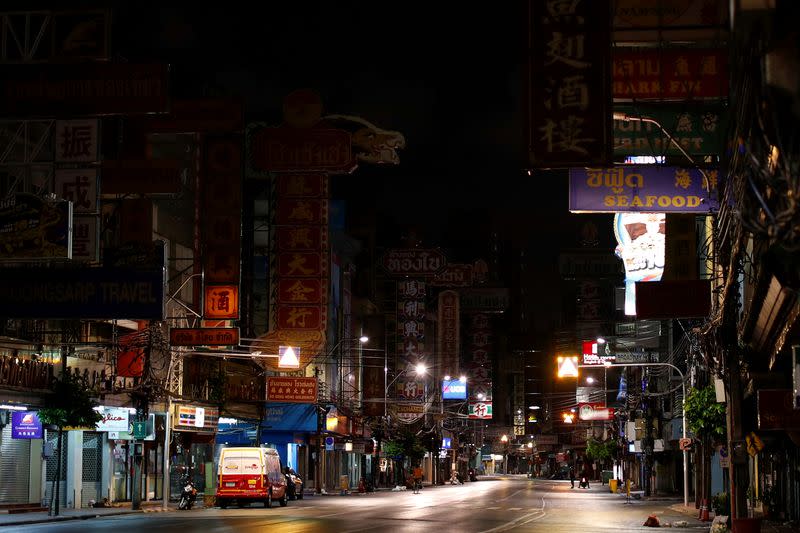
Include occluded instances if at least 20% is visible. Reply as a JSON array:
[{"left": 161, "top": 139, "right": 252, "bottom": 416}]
[
  {"left": 412, "top": 465, "right": 424, "bottom": 494},
  {"left": 569, "top": 466, "right": 575, "bottom": 489}
]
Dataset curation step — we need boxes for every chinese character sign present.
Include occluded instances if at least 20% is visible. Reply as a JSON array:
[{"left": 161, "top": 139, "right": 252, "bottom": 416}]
[
  {"left": 12, "top": 411, "right": 42, "bottom": 439},
  {"left": 55, "top": 169, "right": 98, "bottom": 212},
  {"left": 55, "top": 119, "right": 98, "bottom": 163},
  {"left": 204, "top": 284, "right": 239, "bottom": 319},
  {"left": 530, "top": 0, "right": 612, "bottom": 168}
]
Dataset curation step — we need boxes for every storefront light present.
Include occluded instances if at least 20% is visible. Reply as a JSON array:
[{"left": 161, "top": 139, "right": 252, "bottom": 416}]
[
  {"left": 0, "top": 404, "right": 28, "bottom": 411},
  {"left": 345, "top": 442, "right": 353, "bottom": 452}
]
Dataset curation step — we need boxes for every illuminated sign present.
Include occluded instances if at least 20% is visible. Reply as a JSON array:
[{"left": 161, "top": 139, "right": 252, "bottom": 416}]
[
  {"left": 442, "top": 437, "right": 452, "bottom": 449},
  {"left": 582, "top": 341, "right": 616, "bottom": 366},
  {"left": 203, "top": 284, "right": 239, "bottom": 319},
  {"left": 578, "top": 403, "right": 615, "bottom": 421},
  {"left": 557, "top": 356, "right": 579, "bottom": 378},
  {"left": 442, "top": 379, "right": 467, "bottom": 400},
  {"left": 95, "top": 406, "right": 130, "bottom": 432},
  {"left": 468, "top": 402, "right": 493, "bottom": 420},
  {"left": 11, "top": 411, "right": 42, "bottom": 439},
  {"left": 614, "top": 212, "right": 665, "bottom": 315},
  {"left": 169, "top": 328, "right": 240, "bottom": 346}
]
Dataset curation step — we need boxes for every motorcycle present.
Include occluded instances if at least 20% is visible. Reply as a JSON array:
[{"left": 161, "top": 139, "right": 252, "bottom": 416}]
[
  {"left": 178, "top": 478, "right": 198, "bottom": 510},
  {"left": 579, "top": 476, "right": 589, "bottom": 489},
  {"left": 468, "top": 468, "right": 478, "bottom": 482}
]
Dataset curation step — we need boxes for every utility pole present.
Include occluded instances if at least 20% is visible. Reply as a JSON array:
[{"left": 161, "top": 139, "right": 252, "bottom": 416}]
[
  {"left": 132, "top": 322, "right": 152, "bottom": 511},
  {"left": 315, "top": 366, "right": 324, "bottom": 494}
]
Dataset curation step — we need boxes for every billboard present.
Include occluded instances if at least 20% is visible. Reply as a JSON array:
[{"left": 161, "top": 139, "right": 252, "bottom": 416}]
[
  {"left": 382, "top": 249, "right": 446, "bottom": 277},
  {"left": 12, "top": 411, "right": 42, "bottom": 439},
  {"left": 0, "top": 267, "right": 165, "bottom": 319},
  {"left": 0, "top": 63, "right": 169, "bottom": 116},
  {"left": 569, "top": 166, "right": 719, "bottom": 213},
  {"left": 614, "top": 212, "right": 665, "bottom": 316},
  {"left": 442, "top": 379, "right": 467, "bottom": 400},
  {"left": 0, "top": 194, "right": 72, "bottom": 261},
  {"left": 578, "top": 403, "right": 615, "bottom": 421}
]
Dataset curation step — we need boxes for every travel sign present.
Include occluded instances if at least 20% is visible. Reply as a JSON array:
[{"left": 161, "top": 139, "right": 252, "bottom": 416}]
[{"left": 569, "top": 166, "right": 719, "bottom": 213}]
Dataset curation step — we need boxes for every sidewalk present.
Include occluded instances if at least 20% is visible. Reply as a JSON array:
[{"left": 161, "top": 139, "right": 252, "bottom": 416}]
[
  {"left": 669, "top": 502, "right": 800, "bottom": 532},
  {"left": 0, "top": 501, "right": 177, "bottom": 528}
]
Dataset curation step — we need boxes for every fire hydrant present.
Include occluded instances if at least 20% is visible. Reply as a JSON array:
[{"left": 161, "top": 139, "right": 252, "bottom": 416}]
[{"left": 358, "top": 477, "right": 366, "bottom": 493}]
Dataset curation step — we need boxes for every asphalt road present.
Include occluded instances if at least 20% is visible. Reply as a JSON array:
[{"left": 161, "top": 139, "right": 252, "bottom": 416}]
[{"left": 12, "top": 476, "right": 703, "bottom": 532}]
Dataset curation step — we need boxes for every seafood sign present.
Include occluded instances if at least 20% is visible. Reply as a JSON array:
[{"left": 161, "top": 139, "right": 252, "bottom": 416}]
[{"left": 569, "top": 166, "right": 719, "bottom": 213}]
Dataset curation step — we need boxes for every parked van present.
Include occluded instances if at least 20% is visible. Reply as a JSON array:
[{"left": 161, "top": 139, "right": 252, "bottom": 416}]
[{"left": 216, "top": 447, "right": 287, "bottom": 508}]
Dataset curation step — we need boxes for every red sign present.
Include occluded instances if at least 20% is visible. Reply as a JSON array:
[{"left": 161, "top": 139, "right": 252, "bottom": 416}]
[
  {"left": 382, "top": 249, "right": 446, "bottom": 277},
  {"left": 278, "top": 252, "right": 324, "bottom": 278},
  {"left": 170, "top": 328, "right": 240, "bottom": 346},
  {"left": 758, "top": 390, "right": 800, "bottom": 431},
  {"left": 613, "top": 49, "right": 728, "bottom": 100},
  {"left": 277, "top": 174, "right": 328, "bottom": 198},
  {"left": 251, "top": 127, "right": 355, "bottom": 173},
  {"left": 203, "top": 136, "right": 242, "bottom": 285},
  {"left": 438, "top": 291, "right": 461, "bottom": 376},
  {"left": 276, "top": 199, "right": 327, "bottom": 225},
  {"left": 0, "top": 63, "right": 169, "bottom": 116},
  {"left": 277, "top": 306, "right": 323, "bottom": 330},
  {"left": 577, "top": 403, "right": 615, "bottom": 421},
  {"left": 204, "top": 285, "right": 239, "bottom": 319},
  {"left": 145, "top": 98, "right": 243, "bottom": 133},
  {"left": 276, "top": 226, "right": 326, "bottom": 250},
  {"left": 431, "top": 264, "right": 474, "bottom": 287},
  {"left": 278, "top": 278, "right": 322, "bottom": 304},
  {"left": 101, "top": 160, "right": 183, "bottom": 194},
  {"left": 267, "top": 377, "right": 318, "bottom": 403}
]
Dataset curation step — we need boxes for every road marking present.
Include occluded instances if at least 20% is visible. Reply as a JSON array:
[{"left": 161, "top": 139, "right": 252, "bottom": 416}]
[
  {"left": 487, "top": 506, "right": 501, "bottom": 510},
  {"left": 507, "top": 507, "right": 522, "bottom": 511},
  {"left": 478, "top": 494, "right": 547, "bottom": 533}
]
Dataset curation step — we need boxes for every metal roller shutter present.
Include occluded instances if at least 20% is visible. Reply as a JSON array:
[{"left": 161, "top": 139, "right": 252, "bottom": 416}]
[{"left": 0, "top": 424, "right": 31, "bottom": 504}]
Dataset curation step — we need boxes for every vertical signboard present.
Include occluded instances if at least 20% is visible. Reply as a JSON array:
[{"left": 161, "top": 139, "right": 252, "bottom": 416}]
[
  {"left": 529, "top": 0, "right": 612, "bottom": 168},
  {"left": 202, "top": 135, "right": 242, "bottom": 319},
  {"left": 614, "top": 212, "right": 665, "bottom": 315},
  {"left": 55, "top": 119, "right": 99, "bottom": 163},
  {"left": 438, "top": 290, "right": 460, "bottom": 377},
  {"left": 397, "top": 279, "right": 426, "bottom": 364},
  {"left": 467, "top": 313, "right": 492, "bottom": 418}
]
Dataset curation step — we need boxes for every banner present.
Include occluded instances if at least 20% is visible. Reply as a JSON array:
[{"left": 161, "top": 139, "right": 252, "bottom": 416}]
[
  {"left": 613, "top": 105, "right": 726, "bottom": 156},
  {"left": 529, "top": 0, "right": 612, "bottom": 167},
  {"left": 570, "top": 166, "right": 719, "bottom": 213}
]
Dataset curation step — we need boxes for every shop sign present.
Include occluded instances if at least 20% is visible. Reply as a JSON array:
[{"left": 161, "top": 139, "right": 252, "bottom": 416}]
[
  {"left": 468, "top": 402, "right": 493, "bottom": 420},
  {"left": 169, "top": 327, "right": 240, "bottom": 346},
  {"left": 250, "top": 126, "right": 355, "bottom": 173},
  {"left": 582, "top": 340, "right": 615, "bottom": 365},
  {"left": 381, "top": 249, "right": 446, "bottom": 277},
  {"left": 529, "top": 0, "right": 612, "bottom": 168},
  {"left": 266, "top": 377, "right": 318, "bottom": 403},
  {"left": 278, "top": 278, "right": 322, "bottom": 304},
  {"left": 394, "top": 403, "right": 424, "bottom": 424},
  {"left": 569, "top": 166, "right": 719, "bottom": 213},
  {"left": 174, "top": 405, "right": 219, "bottom": 431},
  {"left": 614, "top": 212, "right": 665, "bottom": 316},
  {"left": 578, "top": 403, "right": 615, "bottom": 421},
  {"left": 0, "top": 266, "right": 164, "bottom": 319},
  {"left": 438, "top": 291, "right": 460, "bottom": 377},
  {"left": 0, "top": 193, "right": 72, "bottom": 261},
  {"left": 276, "top": 305, "right": 323, "bottom": 330},
  {"left": 55, "top": 119, "right": 99, "bottom": 163},
  {"left": 101, "top": 160, "right": 183, "bottom": 195},
  {"left": 276, "top": 174, "right": 328, "bottom": 198},
  {"left": 95, "top": 406, "right": 130, "bottom": 432},
  {"left": 613, "top": 48, "right": 728, "bottom": 99},
  {"left": 278, "top": 252, "right": 324, "bottom": 277},
  {"left": 72, "top": 216, "right": 99, "bottom": 262},
  {"left": 559, "top": 252, "right": 622, "bottom": 279},
  {"left": 460, "top": 288, "right": 510, "bottom": 313},
  {"left": 535, "top": 435, "right": 558, "bottom": 445},
  {"left": 11, "top": 411, "right": 42, "bottom": 439},
  {"left": 203, "top": 285, "right": 239, "bottom": 320},
  {"left": 276, "top": 199, "right": 327, "bottom": 225},
  {"left": 277, "top": 226, "right": 326, "bottom": 251},
  {"left": 263, "top": 403, "right": 317, "bottom": 432},
  {"left": 613, "top": 105, "right": 726, "bottom": 156},
  {"left": 758, "top": 390, "right": 800, "bottom": 431},
  {"left": 0, "top": 63, "right": 169, "bottom": 116},
  {"left": 442, "top": 379, "right": 467, "bottom": 400},
  {"left": 431, "top": 264, "right": 474, "bottom": 287}
]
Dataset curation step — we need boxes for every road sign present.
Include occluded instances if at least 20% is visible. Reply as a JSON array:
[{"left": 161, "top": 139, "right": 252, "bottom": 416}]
[
  {"left": 679, "top": 437, "right": 692, "bottom": 451},
  {"left": 132, "top": 421, "right": 147, "bottom": 439},
  {"left": 325, "top": 436, "right": 335, "bottom": 451}
]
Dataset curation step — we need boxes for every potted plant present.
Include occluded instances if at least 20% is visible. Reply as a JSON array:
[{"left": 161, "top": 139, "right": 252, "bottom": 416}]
[{"left": 712, "top": 491, "right": 730, "bottom": 517}]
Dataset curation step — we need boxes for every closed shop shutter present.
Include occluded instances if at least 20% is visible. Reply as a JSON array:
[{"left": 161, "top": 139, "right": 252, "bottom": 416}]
[
  {"left": 82, "top": 432, "right": 103, "bottom": 503},
  {"left": 0, "top": 424, "right": 31, "bottom": 503},
  {"left": 45, "top": 431, "right": 67, "bottom": 506}
]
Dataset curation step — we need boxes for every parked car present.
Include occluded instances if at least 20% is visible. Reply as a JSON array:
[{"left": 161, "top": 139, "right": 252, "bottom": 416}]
[
  {"left": 216, "top": 447, "right": 288, "bottom": 508},
  {"left": 284, "top": 468, "right": 304, "bottom": 500}
]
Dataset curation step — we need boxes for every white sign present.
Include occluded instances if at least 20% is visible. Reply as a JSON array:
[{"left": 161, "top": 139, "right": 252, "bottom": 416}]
[
  {"left": 71, "top": 216, "right": 99, "bottom": 262},
  {"left": 55, "top": 119, "right": 99, "bottom": 163},
  {"left": 195, "top": 407, "right": 205, "bottom": 428},
  {"left": 95, "top": 407, "right": 130, "bottom": 432},
  {"left": 614, "top": 212, "right": 665, "bottom": 315},
  {"left": 55, "top": 168, "right": 98, "bottom": 212}
]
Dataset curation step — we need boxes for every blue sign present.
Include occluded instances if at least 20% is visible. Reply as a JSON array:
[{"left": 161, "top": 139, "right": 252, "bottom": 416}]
[
  {"left": 569, "top": 166, "right": 719, "bottom": 213},
  {"left": 12, "top": 411, "right": 42, "bottom": 439},
  {"left": 263, "top": 403, "right": 317, "bottom": 432},
  {"left": 0, "top": 267, "right": 165, "bottom": 319},
  {"left": 442, "top": 437, "right": 451, "bottom": 449},
  {"left": 325, "top": 436, "right": 335, "bottom": 451},
  {"left": 442, "top": 379, "right": 467, "bottom": 400}
]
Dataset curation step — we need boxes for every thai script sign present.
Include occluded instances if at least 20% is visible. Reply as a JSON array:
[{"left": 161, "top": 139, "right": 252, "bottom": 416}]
[
  {"left": 0, "top": 267, "right": 164, "bottom": 319},
  {"left": 613, "top": 48, "right": 728, "bottom": 99},
  {"left": 0, "top": 194, "right": 72, "bottom": 260},
  {"left": 12, "top": 411, "right": 42, "bottom": 439},
  {"left": 250, "top": 127, "right": 355, "bottom": 173},
  {"left": 431, "top": 263, "right": 474, "bottom": 287},
  {"left": 267, "top": 377, "right": 318, "bottom": 403},
  {"left": 169, "top": 328, "right": 240, "bottom": 346},
  {"left": 578, "top": 403, "right": 615, "bottom": 421},
  {"left": 614, "top": 105, "right": 726, "bottom": 156},
  {"left": 0, "top": 63, "right": 169, "bottom": 116},
  {"left": 460, "top": 288, "right": 510, "bottom": 313},
  {"left": 382, "top": 249, "right": 446, "bottom": 277},
  {"left": 569, "top": 166, "right": 719, "bottom": 213},
  {"left": 529, "top": 0, "right": 612, "bottom": 167}
]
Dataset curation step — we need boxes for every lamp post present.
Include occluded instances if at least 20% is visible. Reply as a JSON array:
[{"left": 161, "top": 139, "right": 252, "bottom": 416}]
[{"left": 578, "top": 361, "right": 689, "bottom": 507}]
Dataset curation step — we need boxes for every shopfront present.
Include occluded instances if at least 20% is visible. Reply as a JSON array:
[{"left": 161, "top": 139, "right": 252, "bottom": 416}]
[
  {"left": 0, "top": 408, "right": 43, "bottom": 504},
  {"left": 170, "top": 404, "right": 218, "bottom": 500}
]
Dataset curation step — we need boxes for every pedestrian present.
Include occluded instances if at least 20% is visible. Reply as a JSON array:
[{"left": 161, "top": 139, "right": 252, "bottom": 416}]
[
  {"left": 569, "top": 466, "right": 575, "bottom": 489},
  {"left": 412, "top": 465, "right": 424, "bottom": 494}
]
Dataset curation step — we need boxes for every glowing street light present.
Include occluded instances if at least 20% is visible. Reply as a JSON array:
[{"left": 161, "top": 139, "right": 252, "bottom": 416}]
[
  {"left": 562, "top": 412, "right": 575, "bottom": 424},
  {"left": 500, "top": 434, "right": 509, "bottom": 442},
  {"left": 415, "top": 363, "right": 427, "bottom": 375},
  {"left": 359, "top": 335, "right": 369, "bottom": 343},
  {"left": 586, "top": 377, "right": 595, "bottom": 384},
  {"left": 459, "top": 375, "right": 467, "bottom": 383}
]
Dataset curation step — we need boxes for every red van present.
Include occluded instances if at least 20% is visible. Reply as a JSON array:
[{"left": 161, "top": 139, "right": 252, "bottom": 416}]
[{"left": 216, "top": 447, "right": 288, "bottom": 508}]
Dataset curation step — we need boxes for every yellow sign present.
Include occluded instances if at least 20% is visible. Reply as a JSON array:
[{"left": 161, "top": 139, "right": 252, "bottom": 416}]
[{"left": 557, "top": 356, "right": 579, "bottom": 378}]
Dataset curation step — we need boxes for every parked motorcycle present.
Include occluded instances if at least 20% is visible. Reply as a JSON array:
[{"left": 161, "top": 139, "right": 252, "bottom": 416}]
[{"left": 178, "top": 477, "right": 198, "bottom": 510}]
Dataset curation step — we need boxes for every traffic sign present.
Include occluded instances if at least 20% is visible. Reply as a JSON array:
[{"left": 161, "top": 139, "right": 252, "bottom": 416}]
[
  {"left": 132, "top": 421, "right": 147, "bottom": 439},
  {"left": 679, "top": 437, "right": 692, "bottom": 451}
]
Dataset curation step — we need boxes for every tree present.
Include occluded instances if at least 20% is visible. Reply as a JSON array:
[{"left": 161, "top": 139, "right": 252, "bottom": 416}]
[
  {"left": 37, "top": 372, "right": 102, "bottom": 516},
  {"left": 685, "top": 385, "right": 727, "bottom": 508},
  {"left": 383, "top": 428, "right": 426, "bottom": 484}
]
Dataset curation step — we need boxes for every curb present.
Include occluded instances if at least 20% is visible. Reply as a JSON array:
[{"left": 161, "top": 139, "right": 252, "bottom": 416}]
[{"left": 0, "top": 509, "right": 141, "bottom": 528}]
